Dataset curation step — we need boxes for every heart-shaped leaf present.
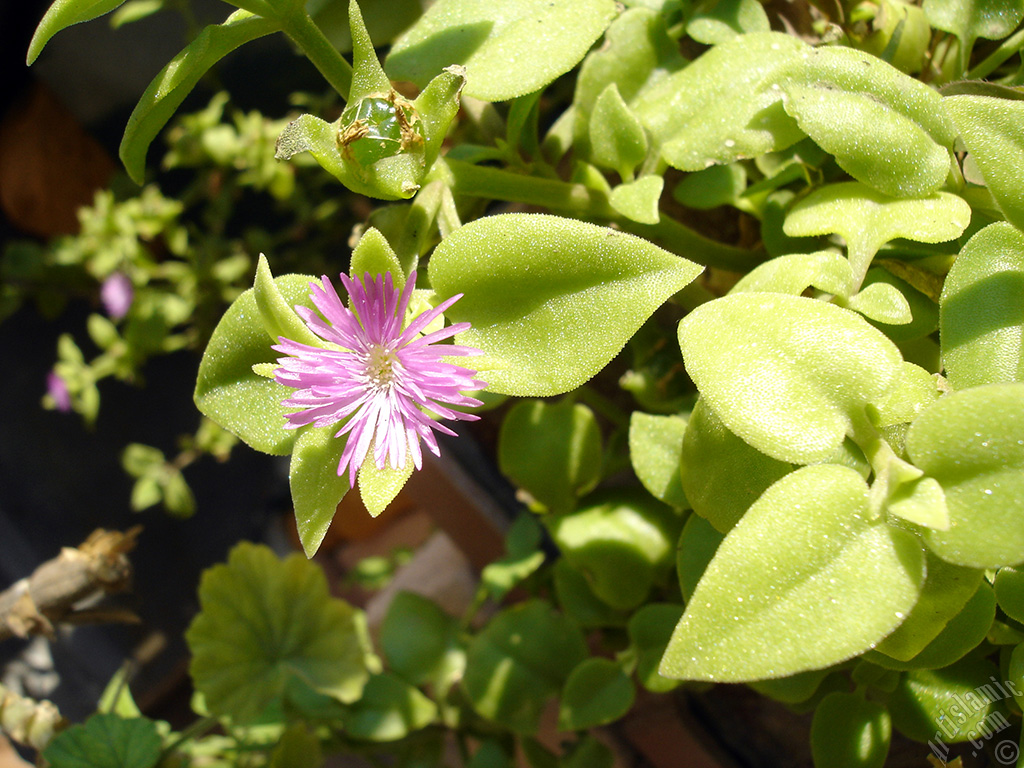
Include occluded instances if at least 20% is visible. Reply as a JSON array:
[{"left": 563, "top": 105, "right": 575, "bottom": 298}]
[
  {"left": 629, "top": 411, "right": 689, "bottom": 510},
  {"left": 660, "top": 465, "right": 926, "bottom": 682},
  {"left": 946, "top": 94, "right": 1024, "bottom": 232},
  {"left": 940, "top": 221, "right": 1024, "bottom": 390},
  {"left": 462, "top": 600, "right": 587, "bottom": 733},
  {"left": 429, "top": 214, "right": 701, "bottom": 396},
  {"left": 386, "top": 0, "right": 616, "bottom": 102},
  {"left": 677, "top": 294, "right": 903, "bottom": 464},
  {"left": 907, "top": 382, "right": 1024, "bottom": 568},
  {"left": 195, "top": 273, "right": 320, "bottom": 456}
]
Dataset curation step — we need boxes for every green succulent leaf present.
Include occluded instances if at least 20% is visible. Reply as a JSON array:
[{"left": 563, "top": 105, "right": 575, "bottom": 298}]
[
  {"left": 195, "top": 273, "right": 319, "bottom": 456},
  {"left": 810, "top": 692, "right": 891, "bottom": 768},
  {"left": 381, "top": 591, "right": 461, "bottom": 686},
  {"left": 783, "top": 183, "right": 970, "bottom": 287},
  {"left": 633, "top": 32, "right": 808, "bottom": 170},
  {"left": 386, "top": 0, "right": 616, "bottom": 102},
  {"left": 686, "top": 0, "right": 770, "bottom": 44},
  {"left": 572, "top": 6, "right": 685, "bottom": 160},
  {"left": 254, "top": 254, "right": 322, "bottom": 347},
  {"left": 289, "top": 425, "right": 350, "bottom": 557},
  {"left": 186, "top": 542, "right": 371, "bottom": 722},
  {"left": 868, "top": 582, "right": 996, "bottom": 671},
  {"left": 680, "top": 398, "right": 793, "bottom": 533},
  {"left": 429, "top": 214, "right": 702, "bottom": 396},
  {"left": 660, "top": 465, "right": 926, "bottom": 682},
  {"left": 120, "top": 10, "right": 280, "bottom": 183},
  {"left": 43, "top": 714, "right": 162, "bottom": 768},
  {"left": 782, "top": 84, "right": 950, "bottom": 198},
  {"left": 462, "top": 600, "right": 588, "bottom": 733},
  {"left": 481, "top": 514, "right": 546, "bottom": 600},
  {"left": 884, "top": 656, "right": 1006, "bottom": 742},
  {"left": 559, "top": 658, "right": 635, "bottom": 731},
  {"left": 940, "top": 221, "right": 1024, "bottom": 390},
  {"left": 344, "top": 672, "right": 437, "bottom": 741},
  {"left": 730, "top": 250, "right": 853, "bottom": 298},
  {"left": 677, "top": 293, "right": 904, "bottom": 465},
  {"left": 924, "top": 0, "right": 1024, "bottom": 62},
  {"left": 628, "top": 603, "right": 683, "bottom": 693},
  {"left": 609, "top": 176, "right": 664, "bottom": 224},
  {"left": 349, "top": 228, "right": 405, "bottom": 288},
  {"left": 498, "top": 399, "right": 602, "bottom": 514},
  {"left": 589, "top": 83, "right": 649, "bottom": 179},
  {"left": 862, "top": 267, "right": 940, "bottom": 342},
  {"left": 994, "top": 566, "right": 1024, "bottom": 624},
  {"left": 628, "top": 411, "right": 689, "bottom": 510},
  {"left": 28, "top": 0, "right": 131, "bottom": 65},
  {"left": 946, "top": 94, "right": 1024, "bottom": 232},
  {"left": 907, "top": 383, "right": 1024, "bottom": 568},
  {"left": 548, "top": 490, "right": 682, "bottom": 611},
  {"left": 676, "top": 512, "right": 724, "bottom": 601},
  {"left": 554, "top": 559, "right": 629, "bottom": 628}
]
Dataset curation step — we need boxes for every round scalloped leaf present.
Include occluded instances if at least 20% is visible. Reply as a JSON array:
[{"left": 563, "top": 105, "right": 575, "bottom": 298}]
[
  {"left": 429, "top": 214, "right": 702, "bottom": 396},
  {"left": 186, "top": 542, "right": 371, "bottom": 723},
  {"left": 43, "top": 714, "right": 162, "bottom": 768},
  {"left": 385, "top": 0, "right": 616, "bottom": 102},
  {"left": 195, "top": 273, "right": 320, "bottom": 456},
  {"left": 660, "top": 465, "right": 925, "bottom": 682},
  {"left": 677, "top": 294, "right": 903, "bottom": 465},
  {"left": 940, "top": 221, "right": 1024, "bottom": 390},
  {"left": 907, "top": 383, "right": 1024, "bottom": 568}
]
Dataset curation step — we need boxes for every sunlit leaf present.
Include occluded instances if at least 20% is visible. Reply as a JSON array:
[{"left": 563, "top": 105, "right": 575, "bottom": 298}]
[
  {"left": 430, "top": 214, "right": 702, "bottom": 396},
  {"left": 661, "top": 465, "right": 925, "bottom": 682}
]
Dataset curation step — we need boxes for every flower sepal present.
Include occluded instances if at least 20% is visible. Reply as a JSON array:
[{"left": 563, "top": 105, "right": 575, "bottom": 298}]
[
  {"left": 358, "top": 448, "right": 415, "bottom": 518},
  {"left": 273, "top": 1, "right": 465, "bottom": 200}
]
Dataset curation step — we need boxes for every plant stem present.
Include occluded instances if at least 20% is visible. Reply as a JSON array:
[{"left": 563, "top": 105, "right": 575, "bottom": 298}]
[
  {"left": 968, "top": 26, "right": 1024, "bottom": 80},
  {"left": 282, "top": 11, "right": 353, "bottom": 100},
  {"left": 161, "top": 715, "right": 219, "bottom": 758},
  {"left": 443, "top": 159, "right": 764, "bottom": 271}
]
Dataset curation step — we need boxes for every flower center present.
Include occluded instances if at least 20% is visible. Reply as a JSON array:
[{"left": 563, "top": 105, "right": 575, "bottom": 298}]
[{"left": 365, "top": 344, "right": 399, "bottom": 390}]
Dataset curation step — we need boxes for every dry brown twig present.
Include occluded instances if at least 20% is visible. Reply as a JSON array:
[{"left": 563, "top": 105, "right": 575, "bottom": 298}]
[{"left": 0, "top": 527, "right": 142, "bottom": 643}]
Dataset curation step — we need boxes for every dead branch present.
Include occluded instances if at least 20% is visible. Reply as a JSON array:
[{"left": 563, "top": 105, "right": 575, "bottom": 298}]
[{"left": 0, "top": 528, "right": 141, "bottom": 643}]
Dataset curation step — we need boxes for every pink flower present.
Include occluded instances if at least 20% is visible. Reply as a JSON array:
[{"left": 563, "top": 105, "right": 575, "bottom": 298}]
[
  {"left": 46, "top": 371, "right": 72, "bottom": 412},
  {"left": 101, "top": 272, "right": 134, "bottom": 319},
  {"left": 273, "top": 271, "right": 486, "bottom": 484}
]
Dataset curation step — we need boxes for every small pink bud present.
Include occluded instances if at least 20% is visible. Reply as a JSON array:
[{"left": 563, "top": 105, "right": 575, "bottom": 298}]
[
  {"left": 101, "top": 272, "right": 134, "bottom": 320},
  {"left": 46, "top": 371, "right": 72, "bottom": 412}
]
